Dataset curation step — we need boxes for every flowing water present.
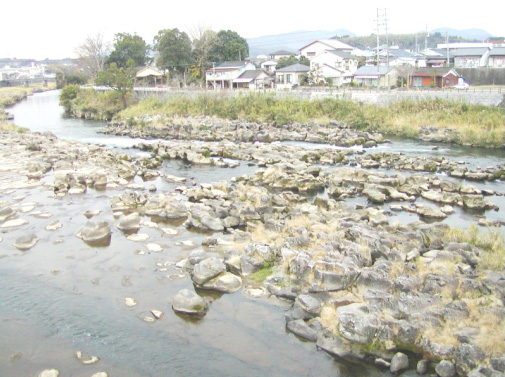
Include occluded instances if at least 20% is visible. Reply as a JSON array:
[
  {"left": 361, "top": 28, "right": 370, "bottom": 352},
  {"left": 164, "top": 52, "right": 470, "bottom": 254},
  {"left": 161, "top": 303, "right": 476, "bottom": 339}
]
[{"left": 2, "top": 90, "right": 504, "bottom": 377}]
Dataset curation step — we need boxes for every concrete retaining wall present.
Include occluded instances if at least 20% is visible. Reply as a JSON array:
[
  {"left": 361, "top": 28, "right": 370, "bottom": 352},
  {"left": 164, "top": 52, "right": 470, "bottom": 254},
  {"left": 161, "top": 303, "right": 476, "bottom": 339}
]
[{"left": 130, "top": 88, "right": 504, "bottom": 107}]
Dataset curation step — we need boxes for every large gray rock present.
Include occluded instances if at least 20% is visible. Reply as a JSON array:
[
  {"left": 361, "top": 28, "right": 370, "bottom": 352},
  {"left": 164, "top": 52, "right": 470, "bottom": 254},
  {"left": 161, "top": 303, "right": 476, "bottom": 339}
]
[
  {"left": 172, "top": 289, "right": 208, "bottom": 314},
  {"left": 316, "top": 333, "right": 366, "bottom": 363},
  {"left": 454, "top": 344, "right": 486, "bottom": 376},
  {"left": 390, "top": 352, "right": 409, "bottom": 374},
  {"left": 13, "top": 234, "right": 39, "bottom": 251},
  {"left": 189, "top": 249, "right": 208, "bottom": 265},
  {"left": 77, "top": 221, "right": 112, "bottom": 243},
  {"left": 200, "top": 272, "right": 242, "bottom": 293},
  {"left": 363, "top": 188, "right": 386, "bottom": 204},
  {"left": 435, "top": 360, "right": 456, "bottom": 377},
  {"left": 117, "top": 213, "right": 140, "bottom": 232},
  {"left": 286, "top": 319, "right": 318, "bottom": 341},
  {"left": 192, "top": 257, "right": 226, "bottom": 285},
  {"left": 417, "top": 359, "right": 429, "bottom": 375},
  {"left": 337, "top": 303, "right": 379, "bottom": 345}
]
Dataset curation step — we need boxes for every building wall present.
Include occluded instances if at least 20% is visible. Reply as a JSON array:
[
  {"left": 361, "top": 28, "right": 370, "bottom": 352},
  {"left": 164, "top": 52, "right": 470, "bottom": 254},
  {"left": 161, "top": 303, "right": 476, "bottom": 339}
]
[
  {"left": 454, "top": 56, "right": 481, "bottom": 68},
  {"left": 489, "top": 56, "right": 505, "bottom": 68}
]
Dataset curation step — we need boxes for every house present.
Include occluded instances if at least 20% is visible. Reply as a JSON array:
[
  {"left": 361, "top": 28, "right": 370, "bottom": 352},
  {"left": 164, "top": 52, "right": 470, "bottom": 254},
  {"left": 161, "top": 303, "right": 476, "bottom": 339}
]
[
  {"left": 352, "top": 65, "right": 397, "bottom": 88},
  {"left": 423, "top": 49, "right": 454, "bottom": 67},
  {"left": 386, "top": 49, "right": 426, "bottom": 67},
  {"left": 269, "top": 50, "right": 295, "bottom": 60},
  {"left": 299, "top": 39, "right": 354, "bottom": 59},
  {"left": 275, "top": 63, "right": 310, "bottom": 90},
  {"left": 136, "top": 67, "right": 164, "bottom": 86},
  {"left": 232, "top": 70, "right": 273, "bottom": 89},
  {"left": 260, "top": 59, "right": 278, "bottom": 73},
  {"left": 452, "top": 48, "right": 490, "bottom": 68},
  {"left": 205, "top": 61, "right": 256, "bottom": 89},
  {"left": 309, "top": 50, "right": 359, "bottom": 86},
  {"left": 488, "top": 47, "right": 505, "bottom": 68},
  {"left": 410, "top": 67, "right": 461, "bottom": 88}
]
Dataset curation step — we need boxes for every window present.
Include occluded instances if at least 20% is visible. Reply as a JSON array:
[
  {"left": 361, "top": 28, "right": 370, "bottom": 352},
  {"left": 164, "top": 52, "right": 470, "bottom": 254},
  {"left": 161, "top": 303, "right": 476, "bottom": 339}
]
[
  {"left": 445, "top": 78, "right": 450, "bottom": 84},
  {"left": 413, "top": 77, "right": 422, "bottom": 86},
  {"left": 286, "top": 74, "right": 292, "bottom": 83},
  {"left": 277, "top": 74, "right": 284, "bottom": 84},
  {"left": 307, "top": 52, "right": 315, "bottom": 57}
]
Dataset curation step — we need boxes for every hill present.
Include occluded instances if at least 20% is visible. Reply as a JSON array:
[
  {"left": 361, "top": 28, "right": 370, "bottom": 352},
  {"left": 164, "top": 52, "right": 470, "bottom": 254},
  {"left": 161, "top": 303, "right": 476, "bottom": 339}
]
[
  {"left": 247, "top": 29, "right": 355, "bottom": 58},
  {"left": 431, "top": 28, "right": 494, "bottom": 41}
]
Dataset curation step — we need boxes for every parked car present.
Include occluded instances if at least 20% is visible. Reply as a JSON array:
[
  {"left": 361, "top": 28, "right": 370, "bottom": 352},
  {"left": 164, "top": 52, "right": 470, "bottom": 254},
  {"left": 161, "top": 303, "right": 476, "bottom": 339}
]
[{"left": 452, "top": 82, "right": 470, "bottom": 90}]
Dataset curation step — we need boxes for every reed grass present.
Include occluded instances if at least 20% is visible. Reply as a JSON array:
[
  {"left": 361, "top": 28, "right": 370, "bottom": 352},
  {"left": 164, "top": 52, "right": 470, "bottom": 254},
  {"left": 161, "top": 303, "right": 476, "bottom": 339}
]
[{"left": 116, "top": 94, "right": 504, "bottom": 147}]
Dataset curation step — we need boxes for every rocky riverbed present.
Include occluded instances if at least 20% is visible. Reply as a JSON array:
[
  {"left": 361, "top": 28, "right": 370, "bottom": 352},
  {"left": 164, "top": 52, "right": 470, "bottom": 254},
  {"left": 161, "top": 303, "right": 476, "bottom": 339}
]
[
  {"left": 1, "top": 128, "right": 504, "bottom": 377},
  {"left": 102, "top": 115, "right": 386, "bottom": 148}
]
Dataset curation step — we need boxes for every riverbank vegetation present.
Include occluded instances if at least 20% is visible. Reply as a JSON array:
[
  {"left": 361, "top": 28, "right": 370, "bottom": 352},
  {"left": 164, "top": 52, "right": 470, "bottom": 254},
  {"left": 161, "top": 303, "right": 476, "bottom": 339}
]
[
  {"left": 60, "top": 85, "right": 132, "bottom": 121},
  {"left": 115, "top": 94, "right": 505, "bottom": 148},
  {"left": 0, "top": 83, "right": 56, "bottom": 108}
]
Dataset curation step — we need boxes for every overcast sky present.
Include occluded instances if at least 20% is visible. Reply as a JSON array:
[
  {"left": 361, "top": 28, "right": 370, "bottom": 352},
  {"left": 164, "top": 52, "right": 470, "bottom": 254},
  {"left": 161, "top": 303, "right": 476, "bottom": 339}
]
[{"left": 1, "top": 0, "right": 503, "bottom": 60}]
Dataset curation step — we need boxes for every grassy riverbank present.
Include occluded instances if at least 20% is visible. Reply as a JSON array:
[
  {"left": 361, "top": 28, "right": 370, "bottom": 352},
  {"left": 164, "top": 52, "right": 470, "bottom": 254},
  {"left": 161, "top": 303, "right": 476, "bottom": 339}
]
[
  {"left": 0, "top": 83, "right": 56, "bottom": 108},
  {"left": 116, "top": 94, "right": 505, "bottom": 148},
  {"left": 60, "top": 86, "right": 131, "bottom": 121}
]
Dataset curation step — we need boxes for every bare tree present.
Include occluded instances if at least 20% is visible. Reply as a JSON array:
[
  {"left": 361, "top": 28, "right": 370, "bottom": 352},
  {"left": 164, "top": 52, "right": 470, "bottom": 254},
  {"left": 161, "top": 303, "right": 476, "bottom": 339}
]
[
  {"left": 75, "top": 33, "right": 110, "bottom": 80},
  {"left": 187, "top": 24, "right": 217, "bottom": 85},
  {"left": 396, "top": 64, "right": 416, "bottom": 89}
]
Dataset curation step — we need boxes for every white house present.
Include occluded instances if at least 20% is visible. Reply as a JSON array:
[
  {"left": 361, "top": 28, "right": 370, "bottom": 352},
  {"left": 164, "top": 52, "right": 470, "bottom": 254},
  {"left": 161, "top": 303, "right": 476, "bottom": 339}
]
[
  {"left": 232, "top": 70, "right": 273, "bottom": 89},
  {"left": 309, "top": 50, "right": 359, "bottom": 86},
  {"left": 205, "top": 61, "right": 256, "bottom": 89},
  {"left": 299, "top": 39, "right": 354, "bottom": 59},
  {"left": 260, "top": 59, "right": 278, "bottom": 73},
  {"left": 275, "top": 63, "right": 310, "bottom": 90},
  {"left": 269, "top": 50, "right": 295, "bottom": 60}
]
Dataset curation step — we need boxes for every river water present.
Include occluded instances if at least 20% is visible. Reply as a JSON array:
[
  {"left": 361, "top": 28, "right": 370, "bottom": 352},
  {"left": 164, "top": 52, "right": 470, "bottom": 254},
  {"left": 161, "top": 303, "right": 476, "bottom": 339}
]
[{"left": 2, "top": 90, "right": 504, "bottom": 377}]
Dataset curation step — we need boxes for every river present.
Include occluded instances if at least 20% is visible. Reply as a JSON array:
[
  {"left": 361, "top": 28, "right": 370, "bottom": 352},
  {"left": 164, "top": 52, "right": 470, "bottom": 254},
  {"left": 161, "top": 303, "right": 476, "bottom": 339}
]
[{"left": 1, "top": 90, "right": 504, "bottom": 377}]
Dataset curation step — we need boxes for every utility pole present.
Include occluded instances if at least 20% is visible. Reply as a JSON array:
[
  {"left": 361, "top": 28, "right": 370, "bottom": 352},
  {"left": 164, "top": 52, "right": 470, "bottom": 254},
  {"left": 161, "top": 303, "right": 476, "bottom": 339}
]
[
  {"left": 375, "top": 8, "right": 388, "bottom": 91},
  {"left": 424, "top": 24, "right": 428, "bottom": 52},
  {"left": 375, "top": 8, "right": 381, "bottom": 92},
  {"left": 446, "top": 32, "right": 450, "bottom": 66}
]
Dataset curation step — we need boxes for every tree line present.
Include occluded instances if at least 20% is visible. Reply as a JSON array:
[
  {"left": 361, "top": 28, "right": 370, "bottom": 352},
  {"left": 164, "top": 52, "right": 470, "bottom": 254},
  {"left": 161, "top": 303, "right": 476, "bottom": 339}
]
[{"left": 73, "top": 27, "right": 249, "bottom": 86}]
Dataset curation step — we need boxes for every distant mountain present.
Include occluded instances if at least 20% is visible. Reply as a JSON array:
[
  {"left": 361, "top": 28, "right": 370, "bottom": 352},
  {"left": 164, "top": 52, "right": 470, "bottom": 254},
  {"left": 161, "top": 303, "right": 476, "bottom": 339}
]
[
  {"left": 247, "top": 29, "right": 356, "bottom": 58},
  {"left": 431, "top": 28, "right": 494, "bottom": 41}
]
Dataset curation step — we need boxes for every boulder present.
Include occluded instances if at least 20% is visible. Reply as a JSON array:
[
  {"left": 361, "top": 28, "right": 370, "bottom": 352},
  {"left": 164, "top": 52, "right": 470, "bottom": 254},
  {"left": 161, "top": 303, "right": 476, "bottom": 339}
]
[
  {"left": 337, "top": 303, "right": 379, "bottom": 345},
  {"left": 454, "top": 344, "right": 486, "bottom": 376},
  {"left": 38, "top": 370, "right": 59, "bottom": 377},
  {"left": 189, "top": 249, "right": 208, "bottom": 265},
  {"left": 77, "top": 221, "right": 112, "bottom": 243},
  {"left": 390, "top": 352, "right": 409, "bottom": 374},
  {"left": 286, "top": 319, "right": 318, "bottom": 341},
  {"left": 13, "top": 234, "right": 39, "bottom": 251},
  {"left": 417, "top": 359, "right": 429, "bottom": 375},
  {"left": 435, "top": 360, "right": 456, "bottom": 377},
  {"left": 192, "top": 257, "right": 226, "bottom": 285},
  {"left": 117, "top": 213, "right": 140, "bottom": 232},
  {"left": 172, "top": 289, "right": 208, "bottom": 314},
  {"left": 201, "top": 272, "right": 242, "bottom": 293}
]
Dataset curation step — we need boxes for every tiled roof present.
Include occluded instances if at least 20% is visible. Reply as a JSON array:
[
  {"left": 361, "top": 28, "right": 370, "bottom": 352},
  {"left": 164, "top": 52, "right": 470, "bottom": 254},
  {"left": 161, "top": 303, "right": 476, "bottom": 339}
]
[{"left": 276, "top": 63, "right": 310, "bottom": 73}]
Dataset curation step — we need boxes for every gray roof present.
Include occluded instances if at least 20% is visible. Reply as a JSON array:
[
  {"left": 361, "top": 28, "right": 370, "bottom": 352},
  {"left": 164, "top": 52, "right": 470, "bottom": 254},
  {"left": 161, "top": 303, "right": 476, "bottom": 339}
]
[
  {"left": 216, "top": 61, "right": 251, "bottom": 69},
  {"left": 388, "top": 49, "right": 415, "bottom": 58},
  {"left": 270, "top": 50, "right": 294, "bottom": 56},
  {"left": 236, "top": 70, "right": 269, "bottom": 80},
  {"left": 276, "top": 63, "right": 310, "bottom": 73},
  {"left": 489, "top": 47, "right": 505, "bottom": 56},
  {"left": 425, "top": 49, "right": 455, "bottom": 59},
  {"left": 327, "top": 50, "right": 355, "bottom": 59},
  {"left": 353, "top": 65, "right": 394, "bottom": 76},
  {"left": 451, "top": 48, "right": 489, "bottom": 57}
]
